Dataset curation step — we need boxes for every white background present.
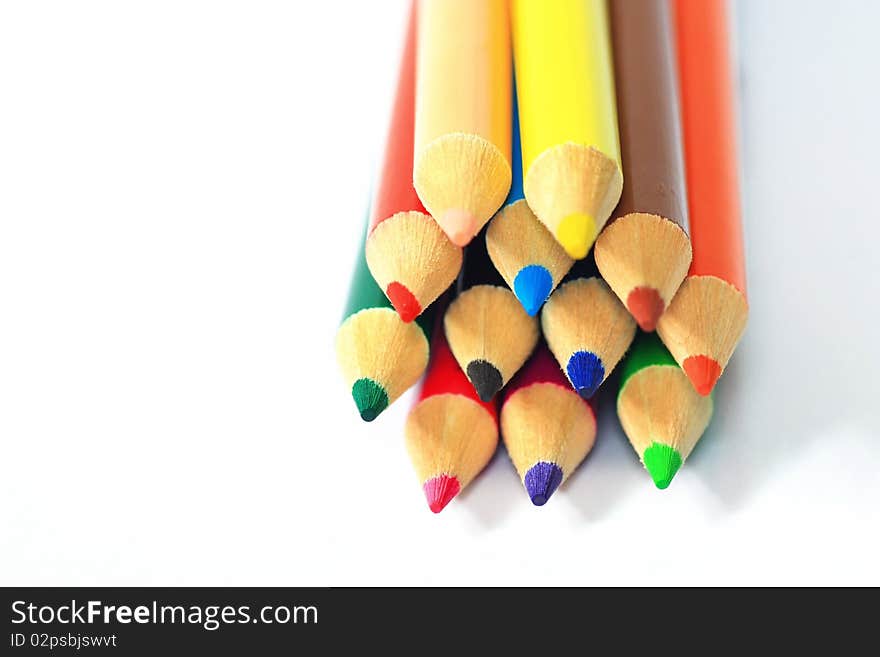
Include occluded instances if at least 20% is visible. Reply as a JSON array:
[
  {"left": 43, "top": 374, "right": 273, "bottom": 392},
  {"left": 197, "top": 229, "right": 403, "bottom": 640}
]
[{"left": 1, "top": 0, "right": 878, "bottom": 586}]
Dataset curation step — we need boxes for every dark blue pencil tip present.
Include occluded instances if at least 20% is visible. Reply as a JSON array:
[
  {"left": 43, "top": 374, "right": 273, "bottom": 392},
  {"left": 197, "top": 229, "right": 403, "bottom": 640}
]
[
  {"left": 566, "top": 351, "right": 605, "bottom": 399},
  {"left": 524, "top": 462, "right": 564, "bottom": 506},
  {"left": 513, "top": 264, "right": 553, "bottom": 316}
]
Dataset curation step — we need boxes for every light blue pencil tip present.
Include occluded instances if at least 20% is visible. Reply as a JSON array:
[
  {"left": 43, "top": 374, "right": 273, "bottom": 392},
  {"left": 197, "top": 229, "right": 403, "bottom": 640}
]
[{"left": 513, "top": 265, "right": 553, "bottom": 316}]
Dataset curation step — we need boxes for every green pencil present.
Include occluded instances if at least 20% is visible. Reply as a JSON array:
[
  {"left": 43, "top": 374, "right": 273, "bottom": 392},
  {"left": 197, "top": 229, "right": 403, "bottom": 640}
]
[
  {"left": 617, "top": 331, "right": 713, "bottom": 488},
  {"left": 336, "top": 214, "right": 436, "bottom": 421}
]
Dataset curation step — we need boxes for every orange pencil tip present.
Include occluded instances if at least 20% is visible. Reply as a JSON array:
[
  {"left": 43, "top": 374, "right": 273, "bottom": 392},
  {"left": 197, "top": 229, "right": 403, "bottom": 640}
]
[
  {"left": 683, "top": 354, "right": 722, "bottom": 396},
  {"left": 626, "top": 286, "right": 665, "bottom": 332}
]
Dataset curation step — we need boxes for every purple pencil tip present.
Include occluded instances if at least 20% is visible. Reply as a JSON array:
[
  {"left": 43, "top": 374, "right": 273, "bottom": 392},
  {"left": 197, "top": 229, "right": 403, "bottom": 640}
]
[{"left": 524, "top": 462, "right": 564, "bottom": 506}]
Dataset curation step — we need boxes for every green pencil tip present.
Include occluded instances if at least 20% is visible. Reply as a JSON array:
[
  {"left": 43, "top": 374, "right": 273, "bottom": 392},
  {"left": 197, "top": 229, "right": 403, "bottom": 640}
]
[
  {"left": 351, "top": 378, "right": 388, "bottom": 422},
  {"left": 642, "top": 443, "right": 682, "bottom": 490}
]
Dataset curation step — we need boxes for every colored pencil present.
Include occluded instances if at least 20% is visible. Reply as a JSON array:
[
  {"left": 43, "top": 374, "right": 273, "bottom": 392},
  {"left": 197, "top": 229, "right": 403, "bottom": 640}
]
[
  {"left": 617, "top": 331, "right": 713, "bottom": 489},
  {"left": 336, "top": 216, "right": 434, "bottom": 422},
  {"left": 444, "top": 228, "right": 540, "bottom": 403},
  {"left": 405, "top": 324, "right": 499, "bottom": 514},
  {"left": 366, "top": 1, "right": 462, "bottom": 323},
  {"left": 501, "top": 342, "right": 596, "bottom": 506},
  {"left": 657, "top": 0, "right": 748, "bottom": 396},
  {"left": 594, "top": 0, "right": 692, "bottom": 332},
  {"left": 541, "top": 256, "right": 636, "bottom": 399},
  {"left": 511, "top": 0, "right": 623, "bottom": 259},
  {"left": 486, "top": 83, "right": 574, "bottom": 317},
  {"left": 413, "top": 0, "right": 512, "bottom": 247}
]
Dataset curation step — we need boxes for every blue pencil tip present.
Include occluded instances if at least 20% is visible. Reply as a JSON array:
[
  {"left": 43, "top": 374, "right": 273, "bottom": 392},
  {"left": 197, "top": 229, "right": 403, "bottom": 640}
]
[
  {"left": 513, "top": 265, "right": 553, "bottom": 316},
  {"left": 524, "top": 462, "right": 564, "bottom": 506},
  {"left": 566, "top": 351, "right": 605, "bottom": 399}
]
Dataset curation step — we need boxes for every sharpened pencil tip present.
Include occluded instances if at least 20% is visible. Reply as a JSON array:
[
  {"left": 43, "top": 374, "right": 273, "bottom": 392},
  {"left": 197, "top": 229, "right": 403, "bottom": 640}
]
[
  {"left": 642, "top": 443, "right": 683, "bottom": 489},
  {"left": 437, "top": 209, "right": 478, "bottom": 247},
  {"left": 423, "top": 474, "right": 461, "bottom": 513},
  {"left": 351, "top": 378, "right": 388, "bottom": 422},
  {"left": 556, "top": 212, "right": 596, "bottom": 259},
  {"left": 386, "top": 281, "right": 422, "bottom": 323},
  {"left": 626, "top": 286, "right": 665, "bottom": 332},
  {"left": 466, "top": 360, "right": 503, "bottom": 402},
  {"left": 566, "top": 351, "right": 605, "bottom": 399},
  {"left": 524, "top": 462, "right": 564, "bottom": 506},
  {"left": 683, "top": 354, "right": 722, "bottom": 396},
  {"left": 513, "top": 264, "right": 553, "bottom": 316}
]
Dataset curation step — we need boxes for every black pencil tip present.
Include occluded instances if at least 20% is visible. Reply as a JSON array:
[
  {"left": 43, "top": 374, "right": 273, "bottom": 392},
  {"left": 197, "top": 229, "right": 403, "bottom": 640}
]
[{"left": 466, "top": 360, "right": 503, "bottom": 402}]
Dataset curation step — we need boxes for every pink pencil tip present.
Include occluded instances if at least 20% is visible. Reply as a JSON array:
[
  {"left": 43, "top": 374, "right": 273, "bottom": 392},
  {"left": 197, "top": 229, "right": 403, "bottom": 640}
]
[
  {"left": 423, "top": 474, "right": 461, "bottom": 514},
  {"left": 683, "top": 355, "right": 722, "bottom": 396}
]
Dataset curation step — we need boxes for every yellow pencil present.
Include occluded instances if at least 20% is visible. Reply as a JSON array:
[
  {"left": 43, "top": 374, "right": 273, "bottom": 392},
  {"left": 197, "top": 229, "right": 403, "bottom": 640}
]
[
  {"left": 511, "top": 0, "right": 622, "bottom": 259},
  {"left": 413, "top": 0, "right": 512, "bottom": 247}
]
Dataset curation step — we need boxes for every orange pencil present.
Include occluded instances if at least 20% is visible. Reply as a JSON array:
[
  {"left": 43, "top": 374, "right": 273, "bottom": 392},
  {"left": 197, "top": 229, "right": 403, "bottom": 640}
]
[
  {"left": 366, "top": 1, "right": 461, "bottom": 323},
  {"left": 657, "top": 0, "right": 748, "bottom": 395}
]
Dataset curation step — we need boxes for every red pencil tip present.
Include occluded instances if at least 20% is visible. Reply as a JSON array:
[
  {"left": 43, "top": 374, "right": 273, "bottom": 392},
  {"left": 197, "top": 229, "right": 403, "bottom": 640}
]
[
  {"left": 386, "top": 281, "right": 422, "bottom": 323},
  {"left": 423, "top": 475, "right": 461, "bottom": 514},
  {"left": 626, "top": 286, "right": 665, "bottom": 332},
  {"left": 683, "top": 355, "right": 722, "bottom": 396}
]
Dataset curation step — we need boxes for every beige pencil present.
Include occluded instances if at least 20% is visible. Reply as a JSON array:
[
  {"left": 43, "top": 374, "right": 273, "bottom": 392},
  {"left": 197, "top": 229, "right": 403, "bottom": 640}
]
[{"left": 413, "top": 0, "right": 512, "bottom": 247}]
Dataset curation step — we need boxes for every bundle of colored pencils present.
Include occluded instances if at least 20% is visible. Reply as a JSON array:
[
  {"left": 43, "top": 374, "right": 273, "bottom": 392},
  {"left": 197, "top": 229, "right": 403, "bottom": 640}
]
[{"left": 336, "top": 0, "right": 748, "bottom": 511}]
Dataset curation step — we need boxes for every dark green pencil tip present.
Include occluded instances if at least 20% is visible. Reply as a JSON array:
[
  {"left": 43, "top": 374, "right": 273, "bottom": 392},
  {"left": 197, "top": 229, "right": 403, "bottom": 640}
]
[
  {"left": 351, "top": 378, "right": 388, "bottom": 422},
  {"left": 642, "top": 443, "right": 682, "bottom": 490}
]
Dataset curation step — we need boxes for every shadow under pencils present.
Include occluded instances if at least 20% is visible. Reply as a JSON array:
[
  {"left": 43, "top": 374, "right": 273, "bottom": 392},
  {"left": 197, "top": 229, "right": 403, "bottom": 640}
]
[
  {"left": 458, "top": 446, "right": 522, "bottom": 529},
  {"left": 683, "top": 1, "right": 880, "bottom": 508},
  {"left": 563, "top": 383, "right": 642, "bottom": 521}
]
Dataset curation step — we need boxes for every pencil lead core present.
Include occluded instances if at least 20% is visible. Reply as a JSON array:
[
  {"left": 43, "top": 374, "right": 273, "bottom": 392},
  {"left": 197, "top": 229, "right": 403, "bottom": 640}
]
[
  {"left": 566, "top": 351, "right": 605, "bottom": 399},
  {"left": 524, "top": 462, "right": 564, "bottom": 506},
  {"left": 423, "top": 474, "right": 461, "bottom": 513},
  {"left": 437, "top": 209, "right": 478, "bottom": 247},
  {"left": 683, "top": 354, "right": 722, "bottom": 396},
  {"left": 642, "top": 443, "right": 682, "bottom": 490},
  {"left": 351, "top": 378, "right": 388, "bottom": 422},
  {"left": 386, "top": 281, "right": 422, "bottom": 323},
  {"left": 556, "top": 212, "right": 596, "bottom": 259},
  {"left": 466, "top": 360, "right": 503, "bottom": 403},
  {"left": 626, "top": 286, "right": 665, "bottom": 332},
  {"left": 513, "top": 265, "right": 553, "bottom": 316}
]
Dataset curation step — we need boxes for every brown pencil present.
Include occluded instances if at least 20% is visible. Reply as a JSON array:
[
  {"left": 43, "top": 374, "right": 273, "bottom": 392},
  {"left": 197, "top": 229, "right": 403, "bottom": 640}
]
[{"left": 594, "top": 0, "right": 692, "bottom": 332}]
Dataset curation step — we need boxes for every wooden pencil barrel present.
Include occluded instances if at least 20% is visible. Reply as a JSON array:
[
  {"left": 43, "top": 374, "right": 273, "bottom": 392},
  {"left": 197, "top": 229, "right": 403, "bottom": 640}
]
[
  {"left": 512, "top": 0, "right": 622, "bottom": 259},
  {"left": 413, "top": 0, "right": 512, "bottom": 247}
]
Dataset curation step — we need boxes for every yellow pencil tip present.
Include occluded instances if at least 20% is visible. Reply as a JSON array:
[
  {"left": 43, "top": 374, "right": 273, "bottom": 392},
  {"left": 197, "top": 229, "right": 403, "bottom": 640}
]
[{"left": 556, "top": 212, "right": 596, "bottom": 259}]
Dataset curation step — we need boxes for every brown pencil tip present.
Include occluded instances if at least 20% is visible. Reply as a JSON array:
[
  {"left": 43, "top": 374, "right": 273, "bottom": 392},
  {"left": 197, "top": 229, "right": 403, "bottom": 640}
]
[
  {"left": 437, "top": 209, "right": 478, "bottom": 247},
  {"left": 683, "top": 355, "right": 722, "bottom": 396},
  {"left": 626, "top": 286, "right": 665, "bottom": 332}
]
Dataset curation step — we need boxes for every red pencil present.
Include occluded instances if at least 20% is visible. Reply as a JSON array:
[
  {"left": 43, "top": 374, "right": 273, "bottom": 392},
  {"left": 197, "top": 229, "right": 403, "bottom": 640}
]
[
  {"left": 405, "top": 323, "right": 498, "bottom": 514},
  {"left": 365, "top": 1, "right": 462, "bottom": 323}
]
